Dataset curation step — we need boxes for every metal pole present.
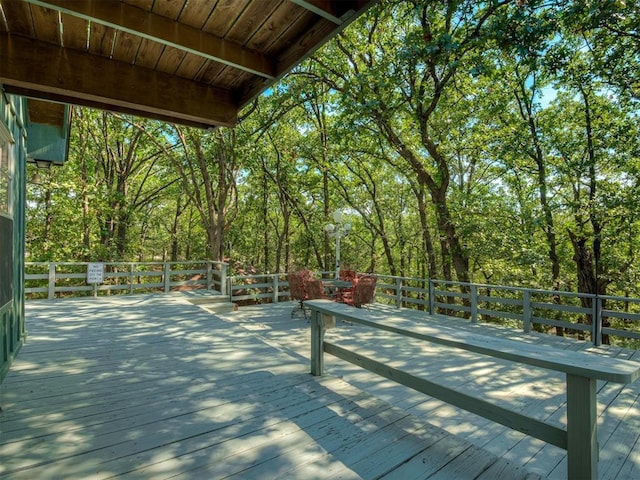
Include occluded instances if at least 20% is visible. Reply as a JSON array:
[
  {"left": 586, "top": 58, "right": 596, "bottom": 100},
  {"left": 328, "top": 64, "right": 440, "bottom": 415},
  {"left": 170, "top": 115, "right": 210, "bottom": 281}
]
[{"left": 335, "top": 232, "right": 341, "bottom": 279}]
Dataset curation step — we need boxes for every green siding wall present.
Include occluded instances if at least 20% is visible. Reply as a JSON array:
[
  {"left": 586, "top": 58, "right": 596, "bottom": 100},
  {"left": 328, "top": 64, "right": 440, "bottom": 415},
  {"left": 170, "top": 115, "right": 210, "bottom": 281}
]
[{"left": 0, "top": 90, "right": 28, "bottom": 384}]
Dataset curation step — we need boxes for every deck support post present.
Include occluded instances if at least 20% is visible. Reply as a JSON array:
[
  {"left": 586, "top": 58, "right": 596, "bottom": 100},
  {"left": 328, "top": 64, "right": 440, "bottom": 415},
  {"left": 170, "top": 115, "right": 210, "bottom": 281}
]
[
  {"left": 428, "top": 280, "right": 435, "bottom": 315},
  {"left": 566, "top": 373, "right": 598, "bottom": 480},
  {"left": 48, "top": 262, "right": 56, "bottom": 299},
  {"left": 206, "top": 262, "right": 213, "bottom": 291},
  {"left": 395, "top": 278, "right": 402, "bottom": 308},
  {"left": 523, "top": 290, "right": 531, "bottom": 333},
  {"left": 593, "top": 296, "right": 602, "bottom": 346},
  {"left": 310, "top": 310, "right": 325, "bottom": 376},
  {"left": 470, "top": 284, "right": 478, "bottom": 323},
  {"left": 164, "top": 263, "right": 171, "bottom": 292},
  {"left": 273, "top": 275, "right": 279, "bottom": 303},
  {"left": 219, "top": 263, "right": 227, "bottom": 296}
]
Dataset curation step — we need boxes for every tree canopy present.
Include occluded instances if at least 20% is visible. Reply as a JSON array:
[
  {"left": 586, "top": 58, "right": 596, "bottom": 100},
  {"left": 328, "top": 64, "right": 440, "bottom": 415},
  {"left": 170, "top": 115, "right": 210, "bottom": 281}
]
[{"left": 26, "top": 0, "right": 640, "bottom": 299}]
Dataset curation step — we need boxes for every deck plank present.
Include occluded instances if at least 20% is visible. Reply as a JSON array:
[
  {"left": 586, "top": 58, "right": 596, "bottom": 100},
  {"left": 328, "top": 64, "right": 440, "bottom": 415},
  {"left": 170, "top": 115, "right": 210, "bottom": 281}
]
[
  {"left": 216, "top": 301, "right": 640, "bottom": 479},
  {"left": 0, "top": 294, "right": 546, "bottom": 479}
]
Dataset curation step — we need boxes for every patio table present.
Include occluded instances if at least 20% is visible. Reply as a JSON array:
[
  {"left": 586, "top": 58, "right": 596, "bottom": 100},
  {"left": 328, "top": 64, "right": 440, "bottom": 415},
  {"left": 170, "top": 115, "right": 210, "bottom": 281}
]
[{"left": 321, "top": 279, "right": 353, "bottom": 300}]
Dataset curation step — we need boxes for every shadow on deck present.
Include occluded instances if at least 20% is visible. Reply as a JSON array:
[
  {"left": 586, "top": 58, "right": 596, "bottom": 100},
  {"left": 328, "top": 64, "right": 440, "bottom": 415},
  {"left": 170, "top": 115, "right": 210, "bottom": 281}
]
[{"left": 1, "top": 293, "right": 638, "bottom": 479}]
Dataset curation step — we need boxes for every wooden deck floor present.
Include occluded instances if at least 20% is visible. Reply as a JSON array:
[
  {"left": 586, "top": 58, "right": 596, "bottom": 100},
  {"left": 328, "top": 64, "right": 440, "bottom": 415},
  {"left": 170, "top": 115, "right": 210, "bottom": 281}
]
[
  {"left": 211, "top": 299, "right": 640, "bottom": 480},
  {"left": 0, "top": 293, "right": 638, "bottom": 479}
]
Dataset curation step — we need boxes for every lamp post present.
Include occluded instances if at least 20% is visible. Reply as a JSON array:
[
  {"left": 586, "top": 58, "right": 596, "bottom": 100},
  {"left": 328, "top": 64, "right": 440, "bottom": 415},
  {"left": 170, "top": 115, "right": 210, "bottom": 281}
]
[{"left": 324, "top": 210, "right": 351, "bottom": 279}]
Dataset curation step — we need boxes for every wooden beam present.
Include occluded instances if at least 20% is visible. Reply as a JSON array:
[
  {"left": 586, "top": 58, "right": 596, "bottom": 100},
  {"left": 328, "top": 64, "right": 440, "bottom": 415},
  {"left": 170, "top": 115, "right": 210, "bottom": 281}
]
[
  {"left": 0, "top": 34, "right": 238, "bottom": 128},
  {"left": 238, "top": 1, "right": 379, "bottom": 108},
  {"left": 23, "top": 0, "right": 277, "bottom": 79},
  {"left": 288, "top": 0, "right": 347, "bottom": 24},
  {"left": 288, "top": 1, "right": 373, "bottom": 24}
]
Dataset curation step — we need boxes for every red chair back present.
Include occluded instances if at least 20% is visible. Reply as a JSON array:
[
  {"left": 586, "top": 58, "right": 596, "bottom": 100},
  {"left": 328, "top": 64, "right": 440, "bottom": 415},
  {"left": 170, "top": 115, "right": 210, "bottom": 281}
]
[
  {"left": 351, "top": 275, "right": 377, "bottom": 307},
  {"left": 287, "top": 271, "right": 307, "bottom": 301},
  {"left": 339, "top": 269, "right": 357, "bottom": 281},
  {"left": 306, "top": 279, "right": 325, "bottom": 300}
]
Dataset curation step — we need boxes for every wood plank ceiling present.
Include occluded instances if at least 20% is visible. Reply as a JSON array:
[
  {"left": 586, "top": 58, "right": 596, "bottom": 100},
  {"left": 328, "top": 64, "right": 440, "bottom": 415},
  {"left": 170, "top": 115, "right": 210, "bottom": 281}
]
[{"left": 0, "top": 0, "right": 377, "bottom": 129}]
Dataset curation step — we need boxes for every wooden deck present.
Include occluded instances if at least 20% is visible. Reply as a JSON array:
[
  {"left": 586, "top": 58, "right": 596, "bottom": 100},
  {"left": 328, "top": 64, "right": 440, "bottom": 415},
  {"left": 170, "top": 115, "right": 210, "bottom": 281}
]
[
  {"left": 1, "top": 294, "right": 639, "bottom": 479},
  {"left": 212, "top": 299, "right": 640, "bottom": 479}
]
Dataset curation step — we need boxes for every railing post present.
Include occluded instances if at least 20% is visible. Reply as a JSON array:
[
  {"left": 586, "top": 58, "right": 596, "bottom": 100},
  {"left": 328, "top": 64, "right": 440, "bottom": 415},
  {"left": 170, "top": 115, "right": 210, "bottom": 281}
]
[
  {"left": 206, "top": 262, "right": 213, "bottom": 291},
  {"left": 566, "top": 374, "right": 598, "bottom": 480},
  {"left": 470, "top": 284, "right": 478, "bottom": 323},
  {"left": 164, "top": 262, "right": 171, "bottom": 293},
  {"left": 48, "top": 263, "right": 56, "bottom": 300},
  {"left": 310, "top": 309, "right": 325, "bottom": 376},
  {"left": 273, "top": 275, "right": 279, "bottom": 304},
  {"left": 593, "top": 296, "right": 602, "bottom": 347},
  {"left": 428, "top": 280, "right": 435, "bottom": 315},
  {"left": 219, "top": 263, "right": 227, "bottom": 296},
  {"left": 129, "top": 263, "right": 134, "bottom": 294},
  {"left": 523, "top": 290, "right": 532, "bottom": 333},
  {"left": 395, "top": 278, "right": 403, "bottom": 308}
]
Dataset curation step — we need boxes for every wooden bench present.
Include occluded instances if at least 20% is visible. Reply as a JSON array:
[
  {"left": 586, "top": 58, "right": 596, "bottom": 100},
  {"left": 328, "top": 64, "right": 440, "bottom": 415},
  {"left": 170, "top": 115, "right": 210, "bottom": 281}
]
[{"left": 305, "top": 299, "right": 640, "bottom": 480}]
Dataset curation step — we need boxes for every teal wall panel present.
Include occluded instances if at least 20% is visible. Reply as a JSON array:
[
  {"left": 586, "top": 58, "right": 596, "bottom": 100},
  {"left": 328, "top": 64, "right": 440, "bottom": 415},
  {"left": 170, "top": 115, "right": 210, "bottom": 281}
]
[
  {"left": 27, "top": 121, "right": 69, "bottom": 164},
  {"left": 0, "top": 89, "right": 28, "bottom": 383}
]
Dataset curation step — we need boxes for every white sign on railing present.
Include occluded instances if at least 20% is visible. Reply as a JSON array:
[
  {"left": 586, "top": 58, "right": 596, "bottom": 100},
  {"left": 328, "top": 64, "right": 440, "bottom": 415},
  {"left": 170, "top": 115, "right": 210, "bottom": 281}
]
[{"left": 87, "top": 263, "right": 104, "bottom": 284}]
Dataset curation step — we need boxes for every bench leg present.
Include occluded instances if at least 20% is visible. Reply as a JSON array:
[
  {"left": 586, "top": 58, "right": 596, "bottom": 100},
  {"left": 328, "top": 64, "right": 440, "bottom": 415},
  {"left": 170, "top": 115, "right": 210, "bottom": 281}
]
[
  {"left": 566, "top": 374, "right": 598, "bottom": 480},
  {"left": 310, "top": 311, "right": 325, "bottom": 376}
]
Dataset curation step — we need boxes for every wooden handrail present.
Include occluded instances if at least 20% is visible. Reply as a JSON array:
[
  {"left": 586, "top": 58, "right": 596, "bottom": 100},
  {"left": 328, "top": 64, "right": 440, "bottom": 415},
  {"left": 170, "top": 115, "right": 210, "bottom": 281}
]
[
  {"left": 25, "top": 261, "right": 228, "bottom": 298},
  {"left": 306, "top": 299, "right": 640, "bottom": 480}
]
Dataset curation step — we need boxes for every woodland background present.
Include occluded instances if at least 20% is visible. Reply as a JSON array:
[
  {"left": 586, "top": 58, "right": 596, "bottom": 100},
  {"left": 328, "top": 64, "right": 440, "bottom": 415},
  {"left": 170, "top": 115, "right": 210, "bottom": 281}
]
[{"left": 26, "top": 0, "right": 640, "bottom": 303}]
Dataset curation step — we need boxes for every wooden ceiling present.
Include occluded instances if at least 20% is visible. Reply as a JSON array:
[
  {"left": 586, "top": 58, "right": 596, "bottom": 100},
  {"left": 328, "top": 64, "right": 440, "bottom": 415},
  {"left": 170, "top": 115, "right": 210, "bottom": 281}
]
[{"left": 0, "top": 0, "right": 377, "bottom": 128}]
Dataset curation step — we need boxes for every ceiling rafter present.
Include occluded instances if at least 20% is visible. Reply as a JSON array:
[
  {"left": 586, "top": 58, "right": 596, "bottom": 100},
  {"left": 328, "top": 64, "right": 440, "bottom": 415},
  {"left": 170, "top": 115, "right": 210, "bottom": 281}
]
[
  {"left": 289, "top": 0, "right": 366, "bottom": 24},
  {"left": 0, "top": 0, "right": 378, "bottom": 129},
  {"left": 22, "top": 0, "right": 277, "bottom": 79},
  {"left": 289, "top": 0, "right": 344, "bottom": 24}
]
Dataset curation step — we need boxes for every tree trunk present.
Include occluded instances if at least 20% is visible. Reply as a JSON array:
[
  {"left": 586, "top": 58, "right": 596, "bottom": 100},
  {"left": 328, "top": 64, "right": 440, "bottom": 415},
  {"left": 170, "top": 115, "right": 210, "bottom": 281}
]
[
  {"left": 415, "top": 184, "right": 438, "bottom": 280},
  {"left": 515, "top": 82, "right": 562, "bottom": 334}
]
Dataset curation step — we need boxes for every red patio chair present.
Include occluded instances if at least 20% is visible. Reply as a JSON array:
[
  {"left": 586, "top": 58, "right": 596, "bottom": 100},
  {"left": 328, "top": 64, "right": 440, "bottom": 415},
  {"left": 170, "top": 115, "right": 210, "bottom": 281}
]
[
  {"left": 287, "top": 271, "right": 308, "bottom": 318},
  {"left": 287, "top": 270, "right": 320, "bottom": 318},
  {"left": 345, "top": 274, "right": 377, "bottom": 308}
]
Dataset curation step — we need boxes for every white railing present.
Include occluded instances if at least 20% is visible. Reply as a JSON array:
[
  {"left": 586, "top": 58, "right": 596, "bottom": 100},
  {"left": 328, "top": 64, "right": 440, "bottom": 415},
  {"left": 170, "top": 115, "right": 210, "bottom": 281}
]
[
  {"left": 227, "top": 272, "right": 429, "bottom": 308},
  {"left": 428, "top": 279, "right": 640, "bottom": 347},
  {"left": 25, "top": 261, "right": 228, "bottom": 298},
  {"left": 226, "top": 273, "right": 640, "bottom": 347},
  {"left": 25, "top": 264, "right": 640, "bottom": 347}
]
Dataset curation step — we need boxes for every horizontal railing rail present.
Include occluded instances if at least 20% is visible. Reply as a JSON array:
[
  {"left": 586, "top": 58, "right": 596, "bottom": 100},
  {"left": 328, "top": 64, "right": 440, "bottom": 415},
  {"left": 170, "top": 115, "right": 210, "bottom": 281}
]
[
  {"left": 427, "top": 279, "right": 640, "bottom": 347},
  {"left": 25, "top": 261, "right": 228, "bottom": 299},
  {"left": 227, "top": 273, "right": 640, "bottom": 346},
  {"left": 306, "top": 299, "right": 640, "bottom": 480}
]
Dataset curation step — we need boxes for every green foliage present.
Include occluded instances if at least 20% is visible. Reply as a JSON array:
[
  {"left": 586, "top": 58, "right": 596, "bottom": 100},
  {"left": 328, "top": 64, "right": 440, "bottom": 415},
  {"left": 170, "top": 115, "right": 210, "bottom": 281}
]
[{"left": 25, "top": 0, "right": 640, "bottom": 301}]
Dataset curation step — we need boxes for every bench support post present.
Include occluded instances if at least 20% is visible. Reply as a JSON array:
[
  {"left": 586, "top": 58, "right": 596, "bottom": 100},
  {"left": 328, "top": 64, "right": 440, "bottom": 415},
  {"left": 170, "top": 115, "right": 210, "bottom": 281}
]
[
  {"left": 566, "top": 373, "right": 598, "bottom": 480},
  {"left": 310, "top": 310, "right": 325, "bottom": 376}
]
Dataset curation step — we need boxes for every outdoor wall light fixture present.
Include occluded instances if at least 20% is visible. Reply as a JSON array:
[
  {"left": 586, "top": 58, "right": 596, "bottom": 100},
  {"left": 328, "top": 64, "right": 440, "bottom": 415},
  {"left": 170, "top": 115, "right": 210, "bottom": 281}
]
[
  {"left": 27, "top": 158, "right": 53, "bottom": 184},
  {"left": 34, "top": 159, "right": 52, "bottom": 169},
  {"left": 29, "top": 172, "right": 43, "bottom": 185},
  {"left": 324, "top": 209, "right": 351, "bottom": 279},
  {"left": 27, "top": 158, "right": 53, "bottom": 170}
]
